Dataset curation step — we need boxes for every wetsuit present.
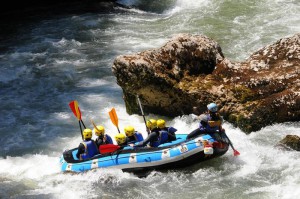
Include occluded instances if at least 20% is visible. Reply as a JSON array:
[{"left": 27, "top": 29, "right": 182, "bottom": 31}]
[
  {"left": 186, "top": 125, "right": 208, "bottom": 139},
  {"left": 187, "top": 112, "right": 223, "bottom": 140},
  {"left": 95, "top": 134, "right": 113, "bottom": 148},
  {"left": 126, "top": 131, "right": 144, "bottom": 144},
  {"left": 135, "top": 128, "right": 160, "bottom": 147}
]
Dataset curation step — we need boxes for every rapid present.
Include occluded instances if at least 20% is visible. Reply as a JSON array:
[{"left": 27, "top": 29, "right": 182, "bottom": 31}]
[{"left": 0, "top": 0, "right": 299, "bottom": 198}]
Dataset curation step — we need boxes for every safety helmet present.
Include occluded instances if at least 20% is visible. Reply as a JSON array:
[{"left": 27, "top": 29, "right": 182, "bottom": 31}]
[
  {"left": 207, "top": 103, "right": 218, "bottom": 113},
  {"left": 124, "top": 125, "right": 135, "bottom": 137},
  {"left": 83, "top": 128, "right": 93, "bottom": 140},
  {"left": 146, "top": 119, "right": 157, "bottom": 130},
  {"left": 94, "top": 125, "right": 105, "bottom": 137},
  {"left": 115, "top": 133, "right": 126, "bottom": 145},
  {"left": 157, "top": 119, "right": 166, "bottom": 129},
  {"left": 199, "top": 114, "right": 209, "bottom": 126}
]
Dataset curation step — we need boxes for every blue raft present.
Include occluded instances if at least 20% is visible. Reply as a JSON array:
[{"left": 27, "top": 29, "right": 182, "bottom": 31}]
[{"left": 60, "top": 133, "right": 229, "bottom": 174}]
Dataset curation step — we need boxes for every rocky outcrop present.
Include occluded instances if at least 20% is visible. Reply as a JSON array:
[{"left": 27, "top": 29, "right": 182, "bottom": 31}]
[
  {"left": 276, "top": 135, "right": 300, "bottom": 151},
  {"left": 112, "top": 33, "right": 300, "bottom": 133}
]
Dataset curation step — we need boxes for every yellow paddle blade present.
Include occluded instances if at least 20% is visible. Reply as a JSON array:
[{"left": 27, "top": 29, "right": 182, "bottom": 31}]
[
  {"left": 109, "top": 108, "right": 118, "bottom": 127},
  {"left": 90, "top": 118, "right": 100, "bottom": 132}
]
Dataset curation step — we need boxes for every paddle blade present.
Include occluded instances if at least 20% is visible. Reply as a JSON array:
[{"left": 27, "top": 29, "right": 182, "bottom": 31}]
[
  {"left": 99, "top": 144, "right": 120, "bottom": 154},
  {"left": 69, "top": 100, "right": 82, "bottom": 120},
  {"left": 233, "top": 149, "right": 240, "bottom": 156},
  {"left": 109, "top": 108, "right": 118, "bottom": 127},
  {"left": 90, "top": 118, "right": 100, "bottom": 132}
]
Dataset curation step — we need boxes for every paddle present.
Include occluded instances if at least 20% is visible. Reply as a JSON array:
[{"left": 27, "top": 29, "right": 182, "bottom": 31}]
[
  {"left": 69, "top": 100, "right": 86, "bottom": 140},
  {"left": 107, "top": 108, "right": 127, "bottom": 154},
  {"left": 90, "top": 118, "right": 100, "bottom": 132},
  {"left": 69, "top": 100, "right": 86, "bottom": 128},
  {"left": 109, "top": 108, "right": 121, "bottom": 134},
  {"left": 99, "top": 144, "right": 120, "bottom": 154},
  {"left": 224, "top": 132, "right": 240, "bottom": 156},
  {"left": 136, "top": 95, "right": 150, "bottom": 134}
]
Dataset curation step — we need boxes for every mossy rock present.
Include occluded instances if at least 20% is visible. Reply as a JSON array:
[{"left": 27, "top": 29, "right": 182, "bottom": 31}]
[
  {"left": 276, "top": 135, "right": 300, "bottom": 151},
  {"left": 232, "top": 85, "right": 255, "bottom": 103}
]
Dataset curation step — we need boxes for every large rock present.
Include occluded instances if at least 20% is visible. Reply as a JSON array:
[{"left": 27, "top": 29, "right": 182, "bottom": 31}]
[
  {"left": 276, "top": 135, "right": 300, "bottom": 151},
  {"left": 112, "top": 33, "right": 300, "bottom": 133}
]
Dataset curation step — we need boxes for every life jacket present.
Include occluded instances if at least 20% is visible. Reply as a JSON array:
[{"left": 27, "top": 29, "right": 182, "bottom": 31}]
[
  {"left": 134, "top": 131, "right": 144, "bottom": 142},
  {"left": 80, "top": 140, "right": 99, "bottom": 160},
  {"left": 168, "top": 127, "right": 177, "bottom": 134},
  {"left": 127, "top": 131, "right": 144, "bottom": 144},
  {"left": 200, "top": 113, "right": 223, "bottom": 133},
  {"left": 96, "top": 135, "right": 113, "bottom": 148},
  {"left": 150, "top": 130, "right": 169, "bottom": 147},
  {"left": 105, "top": 134, "right": 113, "bottom": 144}
]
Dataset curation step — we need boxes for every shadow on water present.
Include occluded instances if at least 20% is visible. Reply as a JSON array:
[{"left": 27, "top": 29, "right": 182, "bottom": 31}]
[
  {"left": 0, "top": 1, "right": 126, "bottom": 52},
  {"left": 117, "top": 0, "right": 177, "bottom": 13},
  {"left": 127, "top": 155, "right": 229, "bottom": 178}
]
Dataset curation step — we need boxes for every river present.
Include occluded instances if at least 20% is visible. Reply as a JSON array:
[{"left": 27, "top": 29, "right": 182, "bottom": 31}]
[{"left": 0, "top": 0, "right": 299, "bottom": 198}]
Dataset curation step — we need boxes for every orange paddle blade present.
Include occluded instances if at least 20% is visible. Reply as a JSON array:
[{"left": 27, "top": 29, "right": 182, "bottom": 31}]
[
  {"left": 69, "top": 100, "right": 82, "bottom": 120},
  {"left": 109, "top": 108, "right": 118, "bottom": 127}
]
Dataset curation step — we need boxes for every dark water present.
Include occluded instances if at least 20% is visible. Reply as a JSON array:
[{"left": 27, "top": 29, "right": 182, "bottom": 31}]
[{"left": 0, "top": 0, "right": 299, "bottom": 198}]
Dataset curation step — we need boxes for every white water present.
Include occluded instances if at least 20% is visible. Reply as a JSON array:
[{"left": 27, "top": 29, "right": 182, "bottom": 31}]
[
  {"left": 0, "top": 0, "right": 300, "bottom": 198},
  {"left": 1, "top": 119, "right": 299, "bottom": 198}
]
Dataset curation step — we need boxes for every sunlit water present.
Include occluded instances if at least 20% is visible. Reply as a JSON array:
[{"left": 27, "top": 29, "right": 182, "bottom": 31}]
[{"left": 0, "top": 0, "right": 299, "bottom": 198}]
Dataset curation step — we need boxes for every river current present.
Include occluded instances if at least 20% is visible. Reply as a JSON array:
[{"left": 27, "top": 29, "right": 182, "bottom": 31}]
[{"left": 0, "top": 0, "right": 299, "bottom": 198}]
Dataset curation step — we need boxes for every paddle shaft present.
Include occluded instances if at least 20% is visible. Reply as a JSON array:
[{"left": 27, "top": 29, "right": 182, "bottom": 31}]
[
  {"left": 224, "top": 132, "right": 240, "bottom": 155},
  {"left": 227, "top": 137, "right": 236, "bottom": 150},
  {"left": 79, "top": 121, "right": 84, "bottom": 140},
  {"left": 79, "top": 120, "right": 86, "bottom": 141},
  {"left": 137, "top": 95, "right": 150, "bottom": 134},
  {"left": 80, "top": 120, "right": 86, "bottom": 129},
  {"left": 116, "top": 125, "right": 121, "bottom": 134}
]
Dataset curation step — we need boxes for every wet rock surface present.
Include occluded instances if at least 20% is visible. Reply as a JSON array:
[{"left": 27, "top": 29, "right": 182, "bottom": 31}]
[{"left": 276, "top": 135, "right": 300, "bottom": 151}]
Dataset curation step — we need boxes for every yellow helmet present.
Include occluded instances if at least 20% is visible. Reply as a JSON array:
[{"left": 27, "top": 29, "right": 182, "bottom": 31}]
[
  {"left": 146, "top": 119, "right": 157, "bottom": 130},
  {"left": 157, "top": 119, "right": 166, "bottom": 129},
  {"left": 94, "top": 125, "right": 105, "bottom": 136},
  {"left": 115, "top": 133, "right": 126, "bottom": 145},
  {"left": 83, "top": 128, "right": 92, "bottom": 140},
  {"left": 124, "top": 125, "right": 135, "bottom": 137}
]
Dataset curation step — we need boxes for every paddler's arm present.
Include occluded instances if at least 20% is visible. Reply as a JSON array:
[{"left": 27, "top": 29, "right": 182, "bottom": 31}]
[
  {"left": 76, "top": 143, "right": 85, "bottom": 159},
  {"left": 135, "top": 132, "right": 158, "bottom": 147}
]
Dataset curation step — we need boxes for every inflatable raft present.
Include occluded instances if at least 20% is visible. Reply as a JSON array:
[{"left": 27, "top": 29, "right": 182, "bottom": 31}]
[{"left": 60, "top": 133, "right": 229, "bottom": 174}]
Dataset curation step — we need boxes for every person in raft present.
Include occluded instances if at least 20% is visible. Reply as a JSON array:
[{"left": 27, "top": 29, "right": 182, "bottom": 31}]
[
  {"left": 187, "top": 102, "right": 224, "bottom": 140},
  {"left": 76, "top": 128, "right": 99, "bottom": 160},
  {"left": 134, "top": 119, "right": 168, "bottom": 147},
  {"left": 93, "top": 125, "right": 113, "bottom": 148},
  {"left": 124, "top": 125, "right": 144, "bottom": 144},
  {"left": 206, "top": 102, "right": 224, "bottom": 132},
  {"left": 114, "top": 133, "right": 128, "bottom": 147},
  {"left": 156, "top": 119, "right": 177, "bottom": 142}
]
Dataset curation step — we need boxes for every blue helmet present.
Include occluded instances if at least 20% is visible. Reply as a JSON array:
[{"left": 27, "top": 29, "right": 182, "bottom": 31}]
[{"left": 207, "top": 103, "right": 218, "bottom": 112}]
